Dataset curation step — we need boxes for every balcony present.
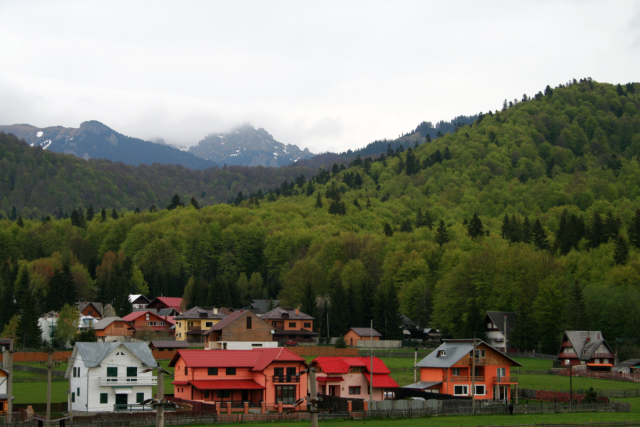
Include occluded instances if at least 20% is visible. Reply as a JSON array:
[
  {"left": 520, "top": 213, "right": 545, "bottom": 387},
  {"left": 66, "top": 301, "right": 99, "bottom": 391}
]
[
  {"left": 592, "top": 353, "right": 614, "bottom": 359},
  {"left": 469, "top": 357, "right": 488, "bottom": 365},
  {"left": 493, "top": 376, "right": 518, "bottom": 383},
  {"left": 113, "top": 404, "right": 154, "bottom": 412},
  {"left": 272, "top": 375, "right": 300, "bottom": 383},
  {"left": 99, "top": 376, "right": 157, "bottom": 387},
  {"left": 450, "top": 376, "right": 485, "bottom": 383}
]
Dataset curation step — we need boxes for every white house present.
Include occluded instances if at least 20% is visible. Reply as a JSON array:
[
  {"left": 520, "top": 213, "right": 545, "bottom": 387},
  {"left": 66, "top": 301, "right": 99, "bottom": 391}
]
[
  {"left": 65, "top": 342, "right": 157, "bottom": 413},
  {"left": 39, "top": 314, "right": 58, "bottom": 343},
  {"left": 129, "top": 295, "right": 150, "bottom": 310},
  {"left": 1, "top": 367, "right": 12, "bottom": 415},
  {"left": 484, "top": 311, "right": 517, "bottom": 352}
]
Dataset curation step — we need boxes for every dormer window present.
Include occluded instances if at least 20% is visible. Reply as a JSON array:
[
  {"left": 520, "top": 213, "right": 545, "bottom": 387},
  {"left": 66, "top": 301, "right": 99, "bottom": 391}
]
[{"left": 438, "top": 350, "right": 446, "bottom": 357}]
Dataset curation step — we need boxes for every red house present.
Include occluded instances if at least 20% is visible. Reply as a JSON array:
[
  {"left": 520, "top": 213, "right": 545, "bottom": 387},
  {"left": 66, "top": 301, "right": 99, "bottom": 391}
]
[
  {"left": 169, "top": 349, "right": 308, "bottom": 411},
  {"left": 122, "top": 311, "right": 175, "bottom": 337},
  {"left": 558, "top": 331, "right": 615, "bottom": 371}
]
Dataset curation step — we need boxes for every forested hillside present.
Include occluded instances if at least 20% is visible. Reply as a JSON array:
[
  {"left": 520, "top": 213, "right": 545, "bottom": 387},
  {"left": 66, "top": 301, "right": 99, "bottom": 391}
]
[{"left": 3, "top": 79, "right": 640, "bottom": 358}]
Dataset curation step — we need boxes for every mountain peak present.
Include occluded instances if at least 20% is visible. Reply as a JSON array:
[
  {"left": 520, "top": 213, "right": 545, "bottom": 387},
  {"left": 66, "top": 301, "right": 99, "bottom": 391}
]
[{"left": 79, "top": 120, "right": 113, "bottom": 135}]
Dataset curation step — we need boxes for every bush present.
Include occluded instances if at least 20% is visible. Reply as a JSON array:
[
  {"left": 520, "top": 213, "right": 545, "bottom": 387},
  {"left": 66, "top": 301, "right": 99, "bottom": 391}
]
[
  {"left": 584, "top": 387, "right": 598, "bottom": 404},
  {"left": 335, "top": 336, "right": 347, "bottom": 348}
]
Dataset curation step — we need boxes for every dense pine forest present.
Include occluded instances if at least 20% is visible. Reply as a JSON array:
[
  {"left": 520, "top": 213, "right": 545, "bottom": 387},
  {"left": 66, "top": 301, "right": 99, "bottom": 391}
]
[{"left": 2, "top": 79, "right": 640, "bottom": 358}]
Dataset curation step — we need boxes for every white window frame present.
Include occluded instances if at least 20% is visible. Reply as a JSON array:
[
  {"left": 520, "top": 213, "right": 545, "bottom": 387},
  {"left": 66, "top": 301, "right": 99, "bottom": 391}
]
[
  {"left": 451, "top": 368, "right": 460, "bottom": 376},
  {"left": 453, "top": 385, "right": 468, "bottom": 396},
  {"left": 474, "top": 385, "right": 486, "bottom": 395}
]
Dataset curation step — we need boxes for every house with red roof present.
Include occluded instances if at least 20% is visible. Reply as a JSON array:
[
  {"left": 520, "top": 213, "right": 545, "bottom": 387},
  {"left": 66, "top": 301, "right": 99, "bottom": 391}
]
[
  {"left": 202, "top": 310, "right": 278, "bottom": 350},
  {"left": 169, "top": 348, "right": 308, "bottom": 410},
  {"left": 122, "top": 311, "right": 175, "bottom": 338},
  {"left": 146, "top": 297, "right": 184, "bottom": 313},
  {"left": 310, "top": 356, "right": 398, "bottom": 401}
]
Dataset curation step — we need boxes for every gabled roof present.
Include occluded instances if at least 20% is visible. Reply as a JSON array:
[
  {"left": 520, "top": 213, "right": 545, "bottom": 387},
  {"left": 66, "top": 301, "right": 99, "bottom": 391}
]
[
  {"left": 159, "top": 308, "right": 179, "bottom": 317},
  {"left": 312, "top": 356, "right": 390, "bottom": 375},
  {"left": 562, "top": 331, "right": 613, "bottom": 361},
  {"left": 129, "top": 294, "right": 151, "bottom": 304},
  {"left": 618, "top": 359, "right": 640, "bottom": 368},
  {"left": 259, "top": 307, "right": 314, "bottom": 321},
  {"left": 147, "top": 297, "right": 183, "bottom": 311},
  {"left": 417, "top": 339, "right": 522, "bottom": 369},
  {"left": 203, "top": 310, "right": 265, "bottom": 333},
  {"left": 403, "top": 380, "right": 442, "bottom": 390},
  {"left": 93, "top": 317, "right": 128, "bottom": 330},
  {"left": 122, "top": 311, "right": 172, "bottom": 324},
  {"left": 347, "top": 327, "right": 382, "bottom": 338},
  {"left": 174, "top": 306, "right": 227, "bottom": 320},
  {"left": 77, "top": 302, "right": 103, "bottom": 317},
  {"left": 486, "top": 311, "right": 517, "bottom": 337},
  {"left": 364, "top": 373, "right": 399, "bottom": 388},
  {"left": 66, "top": 342, "right": 156, "bottom": 376},
  {"left": 169, "top": 348, "right": 306, "bottom": 372},
  {"left": 150, "top": 340, "right": 191, "bottom": 349},
  {"left": 249, "top": 299, "right": 280, "bottom": 314},
  {"left": 401, "top": 315, "right": 419, "bottom": 328}
]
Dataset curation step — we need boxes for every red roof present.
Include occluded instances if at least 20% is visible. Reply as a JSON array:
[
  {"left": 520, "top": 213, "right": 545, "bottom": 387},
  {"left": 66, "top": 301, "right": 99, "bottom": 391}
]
[
  {"left": 316, "top": 376, "right": 344, "bottom": 382},
  {"left": 364, "top": 373, "right": 399, "bottom": 388},
  {"left": 148, "top": 297, "right": 183, "bottom": 311},
  {"left": 122, "top": 311, "right": 171, "bottom": 325},
  {"left": 189, "top": 379, "right": 264, "bottom": 390},
  {"left": 312, "top": 356, "right": 390, "bottom": 375},
  {"left": 169, "top": 348, "right": 306, "bottom": 372}
]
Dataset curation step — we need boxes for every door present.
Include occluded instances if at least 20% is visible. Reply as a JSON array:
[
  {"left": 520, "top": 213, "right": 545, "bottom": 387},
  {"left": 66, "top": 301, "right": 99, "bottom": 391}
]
[
  {"left": 499, "top": 386, "right": 507, "bottom": 402},
  {"left": 242, "top": 390, "right": 249, "bottom": 402},
  {"left": 115, "top": 394, "right": 128, "bottom": 406},
  {"left": 329, "top": 385, "right": 339, "bottom": 396},
  {"left": 286, "top": 367, "right": 296, "bottom": 382}
]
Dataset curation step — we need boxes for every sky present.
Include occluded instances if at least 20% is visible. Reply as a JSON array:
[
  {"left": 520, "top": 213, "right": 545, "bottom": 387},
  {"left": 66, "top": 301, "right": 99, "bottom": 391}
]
[{"left": 1, "top": 1, "right": 639, "bottom": 154}]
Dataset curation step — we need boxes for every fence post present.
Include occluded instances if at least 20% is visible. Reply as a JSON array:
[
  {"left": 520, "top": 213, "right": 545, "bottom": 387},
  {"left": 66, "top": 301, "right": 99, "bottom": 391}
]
[{"left": 226, "top": 402, "right": 231, "bottom": 415}]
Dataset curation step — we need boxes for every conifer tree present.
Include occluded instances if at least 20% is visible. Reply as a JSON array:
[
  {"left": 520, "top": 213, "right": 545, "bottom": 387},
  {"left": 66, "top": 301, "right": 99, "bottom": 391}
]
[
  {"left": 70, "top": 210, "right": 81, "bottom": 227},
  {"left": 415, "top": 208, "right": 423, "bottom": 228},
  {"left": 329, "top": 282, "right": 349, "bottom": 336},
  {"left": 435, "top": 220, "right": 449, "bottom": 247},
  {"left": 629, "top": 208, "right": 640, "bottom": 249},
  {"left": 383, "top": 223, "right": 394, "bottom": 237},
  {"left": 17, "top": 216, "right": 24, "bottom": 228},
  {"left": 305, "top": 182, "right": 315, "bottom": 196},
  {"left": 149, "top": 204, "right": 157, "bottom": 212},
  {"left": 423, "top": 210, "right": 434, "bottom": 230},
  {"left": 190, "top": 197, "right": 200, "bottom": 210},
  {"left": 604, "top": 211, "right": 622, "bottom": 243},
  {"left": 300, "top": 281, "right": 318, "bottom": 322},
  {"left": 510, "top": 307, "right": 538, "bottom": 350},
  {"left": 501, "top": 215, "right": 510, "bottom": 239},
  {"left": 613, "top": 234, "right": 630, "bottom": 265},
  {"left": 315, "top": 192, "right": 323, "bottom": 208},
  {"left": 400, "top": 218, "right": 413, "bottom": 232},
  {"left": 467, "top": 213, "right": 484, "bottom": 238},
  {"left": 134, "top": 207, "right": 140, "bottom": 213},
  {"left": 565, "top": 281, "right": 588, "bottom": 330},
  {"left": 47, "top": 264, "right": 76, "bottom": 312},
  {"left": 353, "top": 198, "right": 361, "bottom": 210},
  {"left": 366, "top": 198, "right": 371, "bottom": 208},
  {"left": 522, "top": 217, "right": 532, "bottom": 244},
  {"left": 167, "top": 194, "right": 184, "bottom": 210},
  {"left": 17, "top": 269, "right": 41, "bottom": 349},
  {"left": 587, "top": 211, "right": 605, "bottom": 249},
  {"left": 0, "top": 260, "right": 18, "bottom": 329},
  {"left": 111, "top": 208, "right": 119, "bottom": 220},
  {"left": 100, "top": 208, "right": 107, "bottom": 222},
  {"left": 443, "top": 146, "right": 452, "bottom": 160},
  {"left": 532, "top": 218, "right": 549, "bottom": 250},
  {"left": 86, "top": 205, "right": 95, "bottom": 221}
]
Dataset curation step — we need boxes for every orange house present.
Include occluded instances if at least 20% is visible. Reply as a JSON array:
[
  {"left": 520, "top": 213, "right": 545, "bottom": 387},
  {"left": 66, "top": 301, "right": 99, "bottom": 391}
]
[
  {"left": 93, "top": 317, "right": 135, "bottom": 341},
  {"left": 344, "top": 327, "right": 381, "bottom": 346},
  {"left": 258, "top": 307, "right": 317, "bottom": 343},
  {"left": 122, "top": 311, "right": 175, "bottom": 337},
  {"left": 411, "top": 339, "right": 522, "bottom": 402},
  {"left": 169, "top": 348, "right": 308, "bottom": 410},
  {"left": 0, "top": 367, "right": 10, "bottom": 415}
]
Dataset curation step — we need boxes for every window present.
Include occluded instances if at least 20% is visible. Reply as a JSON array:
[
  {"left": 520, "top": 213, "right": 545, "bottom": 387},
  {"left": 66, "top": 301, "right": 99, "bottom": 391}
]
[
  {"left": 437, "top": 350, "right": 446, "bottom": 357},
  {"left": 274, "top": 367, "right": 284, "bottom": 377},
  {"left": 179, "top": 322, "right": 182, "bottom": 327},
  {"left": 496, "top": 367, "right": 506, "bottom": 378},
  {"left": 474, "top": 349, "right": 486, "bottom": 358},
  {"left": 204, "top": 390, "right": 209, "bottom": 398},
  {"left": 289, "top": 322, "right": 296, "bottom": 328},
  {"left": 73, "top": 367, "right": 77, "bottom": 377},
  {"left": 350, "top": 367, "right": 363, "bottom": 373},
  {"left": 136, "top": 393, "right": 144, "bottom": 403},
  {"left": 287, "top": 367, "right": 296, "bottom": 377},
  {"left": 217, "top": 390, "right": 230, "bottom": 398},
  {"left": 161, "top": 322, "right": 165, "bottom": 326},
  {"left": 304, "top": 322, "right": 311, "bottom": 328},
  {"left": 252, "top": 343, "right": 263, "bottom": 347},
  {"left": 349, "top": 387, "right": 361, "bottom": 395},
  {"left": 72, "top": 393, "right": 75, "bottom": 403},
  {"left": 246, "top": 316, "right": 252, "bottom": 329},
  {"left": 77, "top": 388, "right": 80, "bottom": 396},
  {"left": 88, "top": 310, "right": 93, "bottom": 316},
  {"left": 276, "top": 386, "right": 295, "bottom": 404},
  {"left": 179, "top": 333, "right": 182, "bottom": 338},
  {"left": 184, "top": 367, "right": 188, "bottom": 375},
  {"left": 453, "top": 385, "right": 468, "bottom": 396},
  {"left": 100, "top": 393, "right": 108, "bottom": 404},
  {"left": 208, "top": 368, "right": 218, "bottom": 376},
  {"left": 474, "top": 385, "right": 486, "bottom": 395},
  {"left": 226, "top": 367, "right": 236, "bottom": 375},
  {"left": 107, "top": 367, "right": 117, "bottom": 378},
  {"left": 451, "top": 368, "right": 460, "bottom": 376},
  {"left": 127, "top": 367, "right": 137, "bottom": 377},
  {"left": 205, "top": 322, "right": 213, "bottom": 328}
]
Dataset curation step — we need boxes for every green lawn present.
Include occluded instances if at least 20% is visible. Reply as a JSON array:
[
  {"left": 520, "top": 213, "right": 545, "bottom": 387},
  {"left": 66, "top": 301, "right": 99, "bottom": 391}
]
[
  {"left": 517, "top": 373, "right": 640, "bottom": 392},
  {"left": 510, "top": 357, "right": 553, "bottom": 371}
]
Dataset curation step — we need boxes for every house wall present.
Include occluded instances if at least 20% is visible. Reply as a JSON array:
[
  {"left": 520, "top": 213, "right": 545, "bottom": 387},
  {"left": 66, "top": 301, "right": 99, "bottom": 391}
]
[
  {"left": 266, "top": 319, "right": 314, "bottom": 331},
  {"left": 316, "top": 371, "right": 383, "bottom": 400},
  {"left": 130, "top": 314, "right": 173, "bottom": 335},
  {"left": 81, "top": 305, "right": 100, "bottom": 319},
  {"left": 222, "top": 312, "right": 273, "bottom": 342},
  {"left": 0, "top": 369, "right": 7, "bottom": 393},
  {"left": 69, "top": 346, "right": 155, "bottom": 413},
  {"left": 344, "top": 331, "right": 379, "bottom": 346},
  {"left": 175, "top": 318, "right": 222, "bottom": 341},
  {"left": 97, "top": 321, "right": 135, "bottom": 339},
  {"left": 172, "top": 356, "right": 308, "bottom": 406},
  {"left": 207, "top": 341, "right": 278, "bottom": 350},
  {"left": 39, "top": 317, "right": 57, "bottom": 343}
]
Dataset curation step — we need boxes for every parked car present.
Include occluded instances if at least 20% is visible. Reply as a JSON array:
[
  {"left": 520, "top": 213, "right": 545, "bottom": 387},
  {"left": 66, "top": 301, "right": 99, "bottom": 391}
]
[{"left": 279, "top": 339, "right": 298, "bottom": 347}]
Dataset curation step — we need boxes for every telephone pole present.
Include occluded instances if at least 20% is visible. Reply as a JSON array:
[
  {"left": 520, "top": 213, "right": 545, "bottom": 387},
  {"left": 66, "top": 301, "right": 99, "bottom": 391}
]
[
  {"left": 46, "top": 347, "right": 53, "bottom": 427},
  {"left": 309, "top": 367, "right": 318, "bottom": 427},
  {"left": 156, "top": 367, "right": 164, "bottom": 427},
  {"left": 5, "top": 338, "right": 13, "bottom": 425}
]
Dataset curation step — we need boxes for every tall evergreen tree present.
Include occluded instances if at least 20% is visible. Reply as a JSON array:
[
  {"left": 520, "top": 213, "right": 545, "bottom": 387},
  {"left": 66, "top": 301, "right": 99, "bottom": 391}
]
[
  {"left": 17, "top": 216, "right": 24, "bottom": 228},
  {"left": 435, "top": 220, "right": 449, "bottom": 247},
  {"left": 532, "top": 218, "right": 549, "bottom": 250},
  {"left": 587, "top": 211, "right": 605, "bottom": 249},
  {"left": 315, "top": 192, "right": 323, "bottom": 208},
  {"left": 100, "top": 208, "right": 107, "bottom": 222},
  {"left": 467, "top": 213, "right": 484, "bottom": 238},
  {"left": 510, "top": 308, "right": 538, "bottom": 350},
  {"left": 167, "top": 194, "right": 184, "bottom": 210},
  {"left": 86, "top": 204, "right": 95, "bottom": 221},
  {"left": 0, "top": 260, "right": 19, "bottom": 329},
  {"left": 400, "top": 218, "right": 413, "bottom": 232},
  {"left": 111, "top": 208, "right": 119, "bottom": 220},
  {"left": 565, "top": 281, "right": 588, "bottom": 330},
  {"left": 300, "top": 281, "right": 318, "bottom": 322},
  {"left": 501, "top": 215, "right": 511, "bottom": 239},
  {"left": 329, "top": 282, "right": 349, "bottom": 336},
  {"left": 47, "top": 264, "right": 76, "bottom": 312},
  {"left": 190, "top": 197, "right": 200, "bottom": 210},
  {"left": 373, "top": 283, "right": 402, "bottom": 339},
  {"left": 522, "top": 217, "right": 532, "bottom": 243},
  {"left": 628, "top": 208, "right": 640, "bottom": 249},
  {"left": 17, "top": 269, "right": 41, "bottom": 349},
  {"left": 383, "top": 223, "right": 394, "bottom": 237},
  {"left": 613, "top": 234, "right": 630, "bottom": 266},
  {"left": 604, "top": 211, "right": 622, "bottom": 242}
]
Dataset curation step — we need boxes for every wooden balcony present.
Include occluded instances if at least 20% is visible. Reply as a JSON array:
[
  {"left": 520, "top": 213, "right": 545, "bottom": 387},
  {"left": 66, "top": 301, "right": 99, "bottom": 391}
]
[
  {"left": 450, "top": 376, "right": 485, "bottom": 382},
  {"left": 469, "top": 357, "right": 488, "bottom": 365},
  {"left": 272, "top": 375, "right": 300, "bottom": 383},
  {"left": 493, "top": 376, "right": 518, "bottom": 384}
]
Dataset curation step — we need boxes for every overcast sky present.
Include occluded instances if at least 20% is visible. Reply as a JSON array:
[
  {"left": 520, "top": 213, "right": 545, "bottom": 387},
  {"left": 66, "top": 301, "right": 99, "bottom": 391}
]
[{"left": 1, "top": 1, "right": 639, "bottom": 154}]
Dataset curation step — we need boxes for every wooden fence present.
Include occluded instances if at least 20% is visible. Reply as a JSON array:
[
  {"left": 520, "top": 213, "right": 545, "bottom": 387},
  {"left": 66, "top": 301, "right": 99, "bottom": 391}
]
[
  {"left": 288, "top": 346, "right": 358, "bottom": 356},
  {"left": 0, "top": 351, "right": 72, "bottom": 363}
]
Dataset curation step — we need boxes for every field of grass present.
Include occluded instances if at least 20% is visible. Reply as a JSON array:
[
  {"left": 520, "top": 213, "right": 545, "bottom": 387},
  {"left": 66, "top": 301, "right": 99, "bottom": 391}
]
[{"left": 510, "top": 357, "right": 553, "bottom": 371}]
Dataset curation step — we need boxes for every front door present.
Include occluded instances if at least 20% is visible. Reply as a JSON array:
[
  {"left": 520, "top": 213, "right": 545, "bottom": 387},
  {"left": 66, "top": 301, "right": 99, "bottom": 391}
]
[
  {"left": 329, "top": 385, "right": 339, "bottom": 396},
  {"left": 499, "top": 386, "right": 508, "bottom": 402},
  {"left": 242, "top": 390, "right": 249, "bottom": 401},
  {"left": 116, "top": 394, "right": 128, "bottom": 406}
]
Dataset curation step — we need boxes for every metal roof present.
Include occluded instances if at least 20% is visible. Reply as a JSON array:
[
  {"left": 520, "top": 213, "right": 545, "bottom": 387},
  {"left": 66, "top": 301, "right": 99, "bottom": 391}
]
[
  {"left": 168, "top": 348, "right": 306, "bottom": 372},
  {"left": 150, "top": 340, "right": 191, "bottom": 349},
  {"left": 174, "top": 306, "right": 227, "bottom": 320},
  {"left": 417, "top": 339, "right": 522, "bottom": 368},
  {"left": 563, "top": 331, "right": 612, "bottom": 361},
  {"left": 69, "top": 342, "right": 157, "bottom": 373},
  {"left": 348, "top": 327, "right": 382, "bottom": 337},
  {"left": 402, "top": 381, "right": 443, "bottom": 390},
  {"left": 486, "top": 311, "right": 517, "bottom": 337},
  {"left": 77, "top": 302, "right": 103, "bottom": 317},
  {"left": 258, "top": 307, "right": 315, "bottom": 321},
  {"left": 618, "top": 359, "right": 640, "bottom": 368},
  {"left": 92, "top": 317, "right": 126, "bottom": 330}
]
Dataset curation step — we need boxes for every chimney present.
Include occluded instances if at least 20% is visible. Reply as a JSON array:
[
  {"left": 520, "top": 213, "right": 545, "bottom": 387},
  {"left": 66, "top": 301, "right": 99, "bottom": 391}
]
[
  {"left": 213, "top": 308, "right": 218, "bottom": 315},
  {"left": 295, "top": 308, "right": 299, "bottom": 315}
]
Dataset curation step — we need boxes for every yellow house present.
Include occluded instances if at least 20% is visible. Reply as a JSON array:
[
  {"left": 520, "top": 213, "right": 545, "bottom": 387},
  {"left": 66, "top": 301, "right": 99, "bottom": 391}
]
[{"left": 174, "top": 306, "right": 226, "bottom": 342}]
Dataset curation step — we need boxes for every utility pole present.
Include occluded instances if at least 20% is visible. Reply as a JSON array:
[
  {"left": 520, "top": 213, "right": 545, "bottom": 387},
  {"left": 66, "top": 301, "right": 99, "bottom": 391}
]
[
  {"left": 46, "top": 347, "right": 53, "bottom": 427},
  {"left": 369, "top": 320, "right": 373, "bottom": 408},
  {"left": 414, "top": 347, "right": 417, "bottom": 383},
  {"left": 6, "top": 338, "right": 13, "bottom": 425},
  {"left": 309, "top": 367, "right": 318, "bottom": 427},
  {"left": 157, "top": 367, "right": 164, "bottom": 427},
  {"left": 471, "top": 335, "right": 476, "bottom": 413}
]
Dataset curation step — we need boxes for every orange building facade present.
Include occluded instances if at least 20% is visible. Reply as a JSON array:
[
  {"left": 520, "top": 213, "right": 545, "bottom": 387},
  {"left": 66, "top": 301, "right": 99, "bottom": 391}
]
[
  {"left": 93, "top": 317, "right": 135, "bottom": 340},
  {"left": 0, "top": 367, "right": 8, "bottom": 415},
  {"left": 343, "top": 328, "right": 381, "bottom": 347},
  {"left": 414, "top": 340, "right": 521, "bottom": 402},
  {"left": 169, "top": 349, "right": 309, "bottom": 410},
  {"left": 122, "top": 311, "right": 175, "bottom": 336}
]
